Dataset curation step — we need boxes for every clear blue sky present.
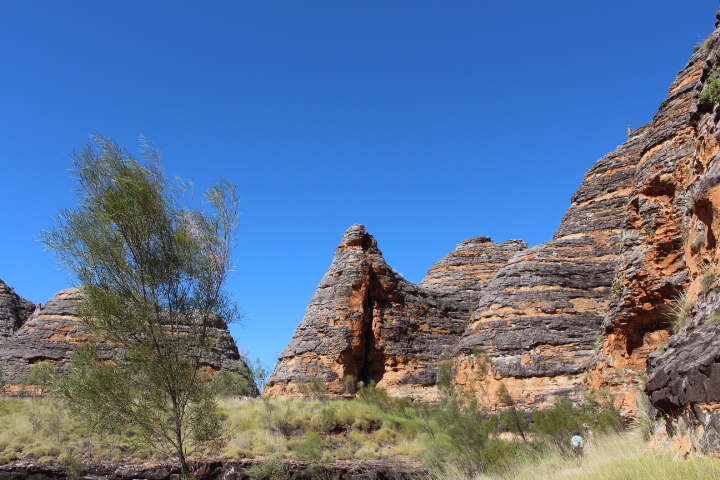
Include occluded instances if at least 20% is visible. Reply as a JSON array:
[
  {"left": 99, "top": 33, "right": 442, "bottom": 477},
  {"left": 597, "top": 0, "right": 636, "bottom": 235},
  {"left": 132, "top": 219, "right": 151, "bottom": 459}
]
[{"left": 1, "top": 1, "right": 718, "bottom": 373}]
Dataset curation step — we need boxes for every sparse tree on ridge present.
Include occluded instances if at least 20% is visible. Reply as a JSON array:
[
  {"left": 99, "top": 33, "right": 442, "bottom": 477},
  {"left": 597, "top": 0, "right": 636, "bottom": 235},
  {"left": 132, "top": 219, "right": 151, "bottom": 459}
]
[{"left": 42, "top": 135, "right": 241, "bottom": 474}]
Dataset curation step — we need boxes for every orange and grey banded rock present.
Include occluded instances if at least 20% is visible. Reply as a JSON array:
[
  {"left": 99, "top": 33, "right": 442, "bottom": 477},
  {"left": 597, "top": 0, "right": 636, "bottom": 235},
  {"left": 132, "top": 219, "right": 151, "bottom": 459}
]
[
  {"left": 265, "top": 225, "right": 525, "bottom": 400},
  {"left": 0, "top": 279, "right": 35, "bottom": 347},
  {"left": 0, "top": 286, "right": 256, "bottom": 393}
]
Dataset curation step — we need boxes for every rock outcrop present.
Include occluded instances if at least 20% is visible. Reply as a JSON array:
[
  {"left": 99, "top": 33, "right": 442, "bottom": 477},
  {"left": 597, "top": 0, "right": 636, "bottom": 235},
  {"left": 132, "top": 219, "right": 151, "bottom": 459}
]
[
  {"left": 265, "top": 225, "right": 526, "bottom": 399},
  {"left": 640, "top": 14, "right": 720, "bottom": 454},
  {"left": 450, "top": 15, "right": 710, "bottom": 413},
  {"left": 0, "top": 286, "right": 256, "bottom": 393},
  {"left": 269, "top": 11, "right": 720, "bottom": 455},
  {"left": 0, "top": 459, "right": 423, "bottom": 480},
  {"left": 0, "top": 279, "right": 35, "bottom": 347}
]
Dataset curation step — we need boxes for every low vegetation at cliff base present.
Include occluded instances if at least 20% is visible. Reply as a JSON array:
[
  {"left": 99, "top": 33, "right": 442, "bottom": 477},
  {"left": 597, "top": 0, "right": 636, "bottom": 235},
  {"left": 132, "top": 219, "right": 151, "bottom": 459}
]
[{"left": 0, "top": 387, "right": 719, "bottom": 479}]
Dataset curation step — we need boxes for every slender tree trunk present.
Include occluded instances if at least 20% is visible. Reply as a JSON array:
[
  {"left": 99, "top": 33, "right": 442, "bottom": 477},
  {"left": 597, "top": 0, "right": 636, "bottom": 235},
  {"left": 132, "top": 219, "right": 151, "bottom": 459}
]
[{"left": 511, "top": 408, "right": 527, "bottom": 442}]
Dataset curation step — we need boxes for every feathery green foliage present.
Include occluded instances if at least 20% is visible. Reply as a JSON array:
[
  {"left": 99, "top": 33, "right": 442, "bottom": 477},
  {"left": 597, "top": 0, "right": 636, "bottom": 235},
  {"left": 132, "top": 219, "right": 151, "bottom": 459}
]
[
  {"left": 212, "top": 370, "right": 252, "bottom": 397},
  {"left": 21, "top": 361, "right": 58, "bottom": 397},
  {"left": 42, "top": 136, "right": 241, "bottom": 473},
  {"left": 701, "top": 68, "right": 720, "bottom": 105}
]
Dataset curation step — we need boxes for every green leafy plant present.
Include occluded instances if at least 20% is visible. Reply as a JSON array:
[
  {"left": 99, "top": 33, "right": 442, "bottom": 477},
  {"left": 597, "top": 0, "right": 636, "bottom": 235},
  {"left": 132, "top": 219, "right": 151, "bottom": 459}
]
[
  {"left": 20, "top": 362, "right": 58, "bottom": 397},
  {"left": 212, "top": 370, "right": 252, "bottom": 398},
  {"left": 246, "top": 460, "right": 287, "bottom": 480},
  {"left": 43, "top": 136, "right": 240, "bottom": 474},
  {"left": 701, "top": 68, "right": 720, "bottom": 105},
  {"left": 497, "top": 382, "right": 528, "bottom": 442}
]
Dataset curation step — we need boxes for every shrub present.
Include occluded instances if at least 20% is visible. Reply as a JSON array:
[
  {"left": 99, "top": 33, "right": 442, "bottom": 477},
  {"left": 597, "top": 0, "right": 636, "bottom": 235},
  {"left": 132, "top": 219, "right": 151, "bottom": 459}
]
[
  {"left": 533, "top": 397, "right": 583, "bottom": 454},
  {"left": 246, "top": 460, "right": 287, "bottom": 480},
  {"left": 212, "top": 370, "right": 251, "bottom": 397},
  {"left": 533, "top": 392, "right": 622, "bottom": 456},
  {"left": 59, "top": 452, "right": 86, "bottom": 480},
  {"left": 701, "top": 68, "right": 720, "bottom": 105},
  {"left": 297, "top": 377, "right": 328, "bottom": 402},
  {"left": 289, "top": 432, "right": 323, "bottom": 461}
]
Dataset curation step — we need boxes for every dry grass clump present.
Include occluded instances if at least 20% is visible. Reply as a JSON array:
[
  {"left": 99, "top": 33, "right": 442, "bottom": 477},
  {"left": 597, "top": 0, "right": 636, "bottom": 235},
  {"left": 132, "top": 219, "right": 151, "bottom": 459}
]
[
  {"left": 218, "top": 397, "right": 427, "bottom": 462},
  {"left": 669, "top": 291, "right": 695, "bottom": 334},
  {"left": 457, "top": 431, "right": 720, "bottom": 480},
  {"left": 0, "top": 398, "right": 152, "bottom": 465},
  {"left": 4, "top": 395, "right": 720, "bottom": 479}
]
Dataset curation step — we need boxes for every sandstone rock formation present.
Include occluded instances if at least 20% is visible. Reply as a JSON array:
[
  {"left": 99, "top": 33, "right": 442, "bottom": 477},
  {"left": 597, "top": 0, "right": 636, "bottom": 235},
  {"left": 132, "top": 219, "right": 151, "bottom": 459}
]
[
  {"left": 265, "top": 225, "right": 527, "bottom": 399},
  {"left": 269, "top": 11, "right": 720, "bottom": 456},
  {"left": 0, "top": 279, "right": 35, "bottom": 347},
  {"left": 0, "top": 286, "right": 256, "bottom": 393},
  {"left": 640, "top": 13, "right": 720, "bottom": 454},
  {"left": 452, "top": 18, "right": 711, "bottom": 413}
]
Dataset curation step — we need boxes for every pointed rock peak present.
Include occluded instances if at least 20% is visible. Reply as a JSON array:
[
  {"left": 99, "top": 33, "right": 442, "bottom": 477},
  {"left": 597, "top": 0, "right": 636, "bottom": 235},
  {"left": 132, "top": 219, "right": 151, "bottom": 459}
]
[
  {"left": 0, "top": 279, "right": 14, "bottom": 295},
  {"left": 339, "top": 224, "right": 379, "bottom": 252},
  {"left": 0, "top": 279, "right": 36, "bottom": 346}
]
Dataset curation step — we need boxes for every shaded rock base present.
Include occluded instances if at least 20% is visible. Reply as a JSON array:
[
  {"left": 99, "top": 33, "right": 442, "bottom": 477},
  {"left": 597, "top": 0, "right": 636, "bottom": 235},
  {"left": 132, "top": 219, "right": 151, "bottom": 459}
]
[{"left": 0, "top": 460, "right": 424, "bottom": 480}]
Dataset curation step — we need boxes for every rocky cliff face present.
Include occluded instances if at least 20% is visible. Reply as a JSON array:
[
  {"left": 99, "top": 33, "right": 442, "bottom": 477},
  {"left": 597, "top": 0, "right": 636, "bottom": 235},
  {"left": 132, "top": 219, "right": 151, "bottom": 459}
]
[
  {"left": 641, "top": 14, "right": 720, "bottom": 455},
  {"left": 0, "top": 279, "right": 35, "bottom": 347},
  {"left": 269, "top": 12, "right": 720, "bottom": 454},
  {"left": 0, "top": 286, "right": 256, "bottom": 392},
  {"left": 449, "top": 15, "right": 711, "bottom": 414},
  {"left": 265, "top": 225, "right": 526, "bottom": 399}
]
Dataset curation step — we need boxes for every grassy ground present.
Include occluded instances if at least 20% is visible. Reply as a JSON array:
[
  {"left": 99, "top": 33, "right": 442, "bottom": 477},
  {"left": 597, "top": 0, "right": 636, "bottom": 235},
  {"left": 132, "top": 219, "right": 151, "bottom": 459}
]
[
  {"left": 475, "top": 432, "right": 720, "bottom": 480},
  {"left": 1, "top": 396, "right": 719, "bottom": 480}
]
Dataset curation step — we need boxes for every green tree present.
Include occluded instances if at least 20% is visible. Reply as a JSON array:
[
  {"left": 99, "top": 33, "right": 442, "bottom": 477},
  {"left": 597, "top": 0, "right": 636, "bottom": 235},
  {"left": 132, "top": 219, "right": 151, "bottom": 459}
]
[
  {"left": 42, "top": 136, "right": 241, "bottom": 473},
  {"left": 211, "top": 369, "right": 251, "bottom": 397},
  {"left": 496, "top": 382, "right": 528, "bottom": 442},
  {"left": 21, "top": 361, "right": 58, "bottom": 397}
]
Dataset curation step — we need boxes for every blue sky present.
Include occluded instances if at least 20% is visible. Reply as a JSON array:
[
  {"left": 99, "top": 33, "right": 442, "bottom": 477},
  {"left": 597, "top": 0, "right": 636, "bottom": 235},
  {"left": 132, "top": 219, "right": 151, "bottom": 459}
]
[{"left": 1, "top": 1, "right": 718, "bottom": 373}]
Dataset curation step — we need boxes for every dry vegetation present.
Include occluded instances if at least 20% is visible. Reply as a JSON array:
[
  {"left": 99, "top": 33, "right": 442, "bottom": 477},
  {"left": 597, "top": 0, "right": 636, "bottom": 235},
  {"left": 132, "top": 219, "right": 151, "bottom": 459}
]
[{"left": 2, "top": 391, "right": 720, "bottom": 479}]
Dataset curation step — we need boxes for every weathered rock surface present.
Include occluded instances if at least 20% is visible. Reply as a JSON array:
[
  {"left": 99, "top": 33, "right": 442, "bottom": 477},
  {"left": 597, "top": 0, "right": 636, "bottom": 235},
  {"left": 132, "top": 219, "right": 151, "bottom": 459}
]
[
  {"left": 642, "top": 18, "right": 720, "bottom": 452},
  {"left": 0, "top": 287, "right": 256, "bottom": 392},
  {"left": 0, "top": 459, "right": 423, "bottom": 480},
  {"left": 0, "top": 279, "right": 35, "bottom": 347},
  {"left": 451, "top": 22, "right": 714, "bottom": 412},
  {"left": 265, "top": 225, "right": 526, "bottom": 399},
  {"left": 270, "top": 12, "right": 720, "bottom": 453}
]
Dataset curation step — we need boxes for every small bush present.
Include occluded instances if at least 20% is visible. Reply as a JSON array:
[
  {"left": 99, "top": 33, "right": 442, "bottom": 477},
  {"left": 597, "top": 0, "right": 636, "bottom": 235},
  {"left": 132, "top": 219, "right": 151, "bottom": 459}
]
[
  {"left": 533, "top": 392, "right": 622, "bottom": 456},
  {"left": 246, "top": 460, "right": 287, "bottom": 480},
  {"left": 355, "top": 441, "right": 380, "bottom": 459},
  {"left": 289, "top": 432, "right": 323, "bottom": 461},
  {"left": 669, "top": 291, "right": 695, "bottom": 333},
  {"left": 59, "top": 452, "right": 86, "bottom": 480},
  {"left": 701, "top": 68, "right": 720, "bottom": 105},
  {"left": 212, "top": 370, "right": 251, "bottom": 397},
  {"left": 374, "top": 427, "right": 398, "bottom": 444},
  {"left": 701, "top": 263, "right": 718, "bottom": 294},
  {"left": 357, "top": 381, "right": 410, "bottom": 414}
]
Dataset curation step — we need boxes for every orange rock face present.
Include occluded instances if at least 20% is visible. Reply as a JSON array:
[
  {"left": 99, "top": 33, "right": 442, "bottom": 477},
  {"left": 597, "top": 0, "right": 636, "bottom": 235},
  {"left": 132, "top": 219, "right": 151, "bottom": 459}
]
[
  {"left": 270, "top": 9, "right": 720, "bottom": 453},
  {"left": 0, "top": 287, "right": 255, "bottom": 391},
  {"left": 265, "top": 225, "right": 526, "bottom": 400}
]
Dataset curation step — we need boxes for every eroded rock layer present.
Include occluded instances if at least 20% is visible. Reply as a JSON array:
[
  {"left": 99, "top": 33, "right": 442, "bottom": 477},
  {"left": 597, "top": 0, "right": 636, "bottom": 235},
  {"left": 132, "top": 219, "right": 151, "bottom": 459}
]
[
  {"left": 0, "top": 279, "right": 35, "bottom": 346},
  {"left": 641, "top": 14, "right": 720, "bottom": 455},
  {"left": 451, "top": 12, "right": 720, "bottom": 421},
  {"left": 270, "top": 13, "right": 720, "bottom": 447},
  {"left": 0, "top": 287, "right": 256, "bottom": 392},
  {"left": 265, "top": 225, "right": 526, "bottom": 399}
]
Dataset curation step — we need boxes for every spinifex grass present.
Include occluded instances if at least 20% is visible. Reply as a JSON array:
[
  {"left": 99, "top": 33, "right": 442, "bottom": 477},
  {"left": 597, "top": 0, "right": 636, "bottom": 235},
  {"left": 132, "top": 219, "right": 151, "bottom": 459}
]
[
  {"left": 474, "top": 431, "right": 720, "bottom": 480},
  {"left": 3, "top": 396, "right": 720, "bottom": 480}
]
